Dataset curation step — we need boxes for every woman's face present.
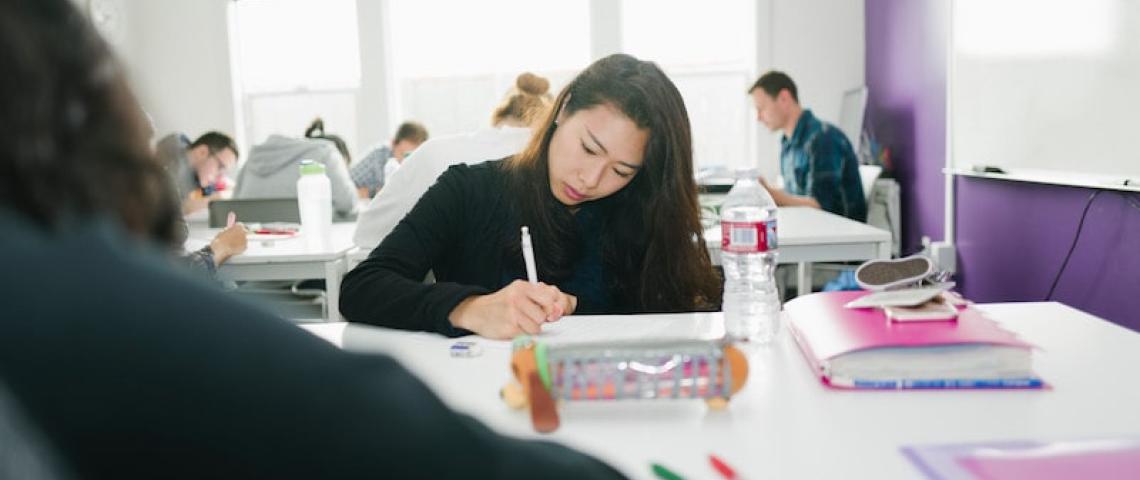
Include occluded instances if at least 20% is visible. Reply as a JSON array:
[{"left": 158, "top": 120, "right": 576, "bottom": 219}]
[{"left": 547, "top": 103, "right": 648, "bottom": 207}]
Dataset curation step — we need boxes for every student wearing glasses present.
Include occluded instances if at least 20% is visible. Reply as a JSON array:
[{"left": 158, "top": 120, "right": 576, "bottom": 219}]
[
  {"left": 152, "top": 130, "right": 248, "bottom": 278},
  {"left": 341, "top": 54, "right": 723, "bottom": 340},
  {"left": 155, "top": 131, "right": 239, "bottom": 215}
]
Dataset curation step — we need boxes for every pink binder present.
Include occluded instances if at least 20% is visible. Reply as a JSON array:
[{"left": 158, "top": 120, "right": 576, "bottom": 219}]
[{"left": 785, "top": 291, "right": 1041, "bottom": 389}]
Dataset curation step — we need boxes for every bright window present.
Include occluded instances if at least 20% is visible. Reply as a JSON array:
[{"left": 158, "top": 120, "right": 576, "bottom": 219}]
[
  {"left": 389, "top": 0, "right": 588, "bottom": 78},
  {"left": 622, "top": 0, "right": 755, "bottom": 70},
  {"left": 233, "top": 0, "right": 361, "bottom": 93},
  {"left": 622, "top": 0, "right": 757, "bottom": 172},
  {"left": 387, "top": 0, "right": 590, "bottom": 136},
  {"left": 232, "top": 0, "right": 362, "bottom": 156}
]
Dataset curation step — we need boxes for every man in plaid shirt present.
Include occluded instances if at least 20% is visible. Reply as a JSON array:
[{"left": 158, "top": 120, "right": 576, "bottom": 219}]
[{"left": 749, "top": 71, "right": 867, "bottom": 222}]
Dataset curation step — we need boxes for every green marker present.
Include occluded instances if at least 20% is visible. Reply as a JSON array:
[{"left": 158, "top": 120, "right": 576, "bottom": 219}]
[{"left": 651, "top": 462, "right": 686, "bottom": 480}]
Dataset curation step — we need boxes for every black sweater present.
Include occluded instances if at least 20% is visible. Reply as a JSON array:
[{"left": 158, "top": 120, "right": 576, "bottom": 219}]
[
  {"left": 0, "top": 211, "right": 624, "bottom": 479},
  {"left": 341, "top": 160, "right": 615, "bottom": 336}
]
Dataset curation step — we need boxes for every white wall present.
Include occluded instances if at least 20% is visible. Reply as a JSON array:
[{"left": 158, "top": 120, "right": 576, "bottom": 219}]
[
  {"left": 753, "top": 0, "right": 866, "bottom": 181},
  {"left": 110, "top": 0, "right": 863, "bottom": 176},
  {"left": 116, "top": 0, "right": 238, "bottom": 146},
  {"left": 950, "top": 0, "right": 1140, "bottom": 181},
  {"left": 590, "top": 0, "right": 623, "bottom": 58},
  {"left": 354, "top": 0, "right": 394, "bottom": 153}
]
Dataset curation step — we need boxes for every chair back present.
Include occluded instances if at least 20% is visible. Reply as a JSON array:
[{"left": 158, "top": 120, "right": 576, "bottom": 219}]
[{"left": 858, "top": 164, "right": 883, "bottom": 202}]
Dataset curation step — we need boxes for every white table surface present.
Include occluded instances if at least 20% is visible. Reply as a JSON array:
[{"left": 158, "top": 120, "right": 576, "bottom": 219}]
[
  {"left": 187, "top": 223, "right": 357, "bottom": 321},
  {"left": 707, "top": 207, "right": 892, "bottom": 295},
  {"left": 187, "top": 223, "right": 357, "bottom": 263},
  {"left": 301, "top": 302, "right": 1140, "bottom": 480}
]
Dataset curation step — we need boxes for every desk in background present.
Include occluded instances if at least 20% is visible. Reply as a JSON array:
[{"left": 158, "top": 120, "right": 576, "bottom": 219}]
[
  {"left": 706, "top": 206, "right": 892, "bottom": 296},
  {"left": 186, "top": 223, "right": 356, "bottom": 322},
  {"left": 344, "top": 206, "right": 891, "bottom": 295},
  {"left": 301, "top": 302, "right": 1140, "bottom": 479}
]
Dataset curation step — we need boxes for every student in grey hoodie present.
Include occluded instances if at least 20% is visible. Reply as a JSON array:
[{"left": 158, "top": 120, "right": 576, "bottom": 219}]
[{"left": 233, "top": 134, "right": 358, "bottom": 216}]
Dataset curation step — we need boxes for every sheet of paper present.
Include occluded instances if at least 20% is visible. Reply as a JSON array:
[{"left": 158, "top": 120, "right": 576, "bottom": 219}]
[{"left": 477, "top": 312, "right": 726, "bottom": 350}]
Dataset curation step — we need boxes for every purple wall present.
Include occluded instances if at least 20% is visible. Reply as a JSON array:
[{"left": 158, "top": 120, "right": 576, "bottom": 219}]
[
  {"left": 865, "top": 0, "right": 1140, "bottom": 331},
  {"left": 864, "top": 0, "right": 948, "bottom": 256},
  {"left": 956, "top": 178, "right": 1140, "bottom": 330}
]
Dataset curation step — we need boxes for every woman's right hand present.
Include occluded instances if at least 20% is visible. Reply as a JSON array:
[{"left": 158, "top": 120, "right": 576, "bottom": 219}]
[{"left": 449, "top": 280, "right": 577, "bottom": 339}]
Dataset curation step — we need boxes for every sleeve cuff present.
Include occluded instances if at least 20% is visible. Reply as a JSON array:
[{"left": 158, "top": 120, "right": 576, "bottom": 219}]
[{"left": 427, "top": 282, "right": 492, "bottom": 337}]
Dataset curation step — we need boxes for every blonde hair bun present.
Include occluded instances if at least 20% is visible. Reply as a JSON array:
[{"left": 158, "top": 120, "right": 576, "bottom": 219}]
[{"left": 516, "top": 72, "right": 550, "bottom": 96}]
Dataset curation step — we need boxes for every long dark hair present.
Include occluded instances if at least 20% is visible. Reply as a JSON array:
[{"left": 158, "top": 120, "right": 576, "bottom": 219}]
[
  {"left": 504, "top": 54, "right": 721, "bottom": 312},
  {"left": 0, "top": 0, "right": 181, "bottom": 244}
]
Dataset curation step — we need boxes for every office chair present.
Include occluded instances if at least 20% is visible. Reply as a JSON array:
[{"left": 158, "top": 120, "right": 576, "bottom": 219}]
[
  {"left": 859, "top": 165, "right": 883, "bottom": 201},
  {"left": 807, "top": 165, "right": 889, "bottom": 294}
]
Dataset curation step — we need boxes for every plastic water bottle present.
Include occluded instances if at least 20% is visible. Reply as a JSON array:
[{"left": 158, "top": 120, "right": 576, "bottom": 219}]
[
  {"left": 297, "top": 160, "right": 332, "bottom": 251},
  {"left": 721, "top": 169, "right": 780, "bottom": 343}
]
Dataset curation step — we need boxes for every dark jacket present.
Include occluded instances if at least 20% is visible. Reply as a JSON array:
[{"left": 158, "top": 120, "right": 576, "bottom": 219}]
[
  {"left": 340, "top": 160, "right": 616, "bottom": 337},
  {"left": 0, "top": 211, "right": 624, "bottom": 480}
]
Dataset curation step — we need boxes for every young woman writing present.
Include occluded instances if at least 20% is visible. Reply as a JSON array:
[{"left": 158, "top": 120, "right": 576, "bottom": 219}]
[{"left": 340, "top": 54, "right": 721, "bottom": 339}]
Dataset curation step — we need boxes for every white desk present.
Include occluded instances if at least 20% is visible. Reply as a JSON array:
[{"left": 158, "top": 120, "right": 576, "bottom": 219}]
[
  {"left": 302, "top": 302, "right": 1140, "bottom": 479},
  {"left": 187, "top": 223, "right": 357, "bottom": 322},
  {"left": 343, "top": 207, "right": 891, "bottom": 297},
  {"left": 707, "top": 206, "right": 892, "bottom": 296}
]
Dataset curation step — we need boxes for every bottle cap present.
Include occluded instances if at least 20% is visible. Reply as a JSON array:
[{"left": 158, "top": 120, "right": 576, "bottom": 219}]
[{"left": 299, "top": 159, "right": 325, "bottom": 175}]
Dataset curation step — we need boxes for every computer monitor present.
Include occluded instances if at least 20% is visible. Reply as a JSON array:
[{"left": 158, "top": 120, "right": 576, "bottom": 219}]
[{"left": 838, "top": 86, "right": 868, "bottom": 152}]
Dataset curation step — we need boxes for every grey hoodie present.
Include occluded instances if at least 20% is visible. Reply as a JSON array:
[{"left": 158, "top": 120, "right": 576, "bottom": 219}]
[{"left": 233, "top": 135, "right": 357, "bottom": 215}]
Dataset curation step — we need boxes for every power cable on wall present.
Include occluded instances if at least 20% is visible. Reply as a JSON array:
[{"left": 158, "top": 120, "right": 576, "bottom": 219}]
[{"left": 1045, "top": 191, "right": 1140, "bottom": 300}]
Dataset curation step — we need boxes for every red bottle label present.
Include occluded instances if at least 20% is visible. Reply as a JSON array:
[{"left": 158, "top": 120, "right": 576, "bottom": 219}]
[{"left": 721, "top": 220, "right": 777, "bottom": 253}]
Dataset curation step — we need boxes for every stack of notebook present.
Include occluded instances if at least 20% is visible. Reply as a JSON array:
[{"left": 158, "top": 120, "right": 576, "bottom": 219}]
[{"left": 785, "top": 291, "right": 1043, "bottom": 390}]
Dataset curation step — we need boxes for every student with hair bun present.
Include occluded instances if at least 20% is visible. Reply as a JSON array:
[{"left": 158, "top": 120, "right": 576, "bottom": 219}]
[{"left": 492, "top": 72, "right": 554, "bottom": 127}]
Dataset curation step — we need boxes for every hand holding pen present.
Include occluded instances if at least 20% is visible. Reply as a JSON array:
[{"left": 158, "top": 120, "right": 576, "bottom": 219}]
[
  {"left": 208, "top": 212, "right": 248, "bottom": 266},
  {"left": 519, "top": 226, "right": 577, "bottom": 321},
  {"left": 447, "top": 227, "right": 577, "bottom": 339}
]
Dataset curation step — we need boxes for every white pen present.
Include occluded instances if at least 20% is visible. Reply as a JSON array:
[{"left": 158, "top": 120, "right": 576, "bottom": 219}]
[{"left": 521, "top": 226, "right": 538, "bottom": 284}]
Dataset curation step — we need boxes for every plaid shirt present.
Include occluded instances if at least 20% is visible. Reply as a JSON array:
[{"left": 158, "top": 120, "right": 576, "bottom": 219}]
[
  {"left": 350, "top": 145, "right": 392, "bottom": 197},
  {"left": 780, "top": 109, "right": 867, "bottom": 222}
]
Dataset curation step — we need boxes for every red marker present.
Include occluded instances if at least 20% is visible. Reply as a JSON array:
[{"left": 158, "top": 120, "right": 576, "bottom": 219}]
[{"left": 709, "top": 454, "right": 737, "bottom": 480}]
